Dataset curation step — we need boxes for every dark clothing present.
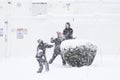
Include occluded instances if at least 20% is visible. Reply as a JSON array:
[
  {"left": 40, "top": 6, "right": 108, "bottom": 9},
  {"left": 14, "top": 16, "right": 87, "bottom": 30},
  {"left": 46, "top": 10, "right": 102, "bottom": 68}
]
[
  {"left": 37, "top": 57, "right": 49, "bottom": 73},
  {"left": 49, "top": 38, "right": 66, "bottom": 65},
  {"left": 63, "top": 28, "right": 73, "bottom": 40},
  {"left": 37, "top": 42, "right": 53, "bottom": 52},
  {"left": 36, "top": 42, "right": 53, "bottom": 73}
]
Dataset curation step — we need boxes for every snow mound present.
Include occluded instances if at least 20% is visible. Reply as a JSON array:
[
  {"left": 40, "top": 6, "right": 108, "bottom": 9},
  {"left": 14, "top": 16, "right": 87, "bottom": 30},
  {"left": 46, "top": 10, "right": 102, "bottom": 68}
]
[{"left": 61, "top": 39, "right": 97, "bottom": 49}]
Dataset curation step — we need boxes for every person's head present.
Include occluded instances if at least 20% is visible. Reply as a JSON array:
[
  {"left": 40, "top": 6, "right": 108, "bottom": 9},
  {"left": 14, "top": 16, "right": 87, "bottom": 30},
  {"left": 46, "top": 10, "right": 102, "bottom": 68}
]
[
  {"left": 65, "top": 22, "right": 70, "bottom": 29},
  {"left": 37, "top": 39, "right": 43, "bottom": 44}
]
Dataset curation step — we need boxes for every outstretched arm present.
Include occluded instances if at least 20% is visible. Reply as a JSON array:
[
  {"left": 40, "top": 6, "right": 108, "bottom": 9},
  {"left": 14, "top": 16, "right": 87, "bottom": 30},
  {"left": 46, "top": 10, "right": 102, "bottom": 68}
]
[
  {"left": 47, "top": 44, "right": 53, "bottom": 48},
  {"left": 45, "top": 43, "right": 53, "bottom": 48}
]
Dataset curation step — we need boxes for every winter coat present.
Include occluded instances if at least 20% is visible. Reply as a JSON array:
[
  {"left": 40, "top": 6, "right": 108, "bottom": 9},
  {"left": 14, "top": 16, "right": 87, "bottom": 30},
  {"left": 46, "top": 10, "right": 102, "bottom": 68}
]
[
  {"left": 51, "top": 38, "right": 62, "bottom": 54},
  {"left": 36, "top": 42, "right": 53, "bottom": 59},
  {"left": 63, "top": 28, "right": 73, "bottom": 39}
]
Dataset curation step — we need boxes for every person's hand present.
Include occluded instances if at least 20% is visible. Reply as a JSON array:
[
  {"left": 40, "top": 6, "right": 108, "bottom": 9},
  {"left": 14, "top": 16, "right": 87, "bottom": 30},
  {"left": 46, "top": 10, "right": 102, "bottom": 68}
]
[{"left": 50, "top": 37, "right": 54, "bottom": 43}]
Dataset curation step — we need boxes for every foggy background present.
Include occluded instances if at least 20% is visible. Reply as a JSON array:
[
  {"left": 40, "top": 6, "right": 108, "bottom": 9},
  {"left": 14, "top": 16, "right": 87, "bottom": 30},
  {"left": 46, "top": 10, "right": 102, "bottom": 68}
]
[
  {"left": 0, "top": 0, "right": 120, "bottom": 58},
  {"left": 0, "top": 0, "right": 120, "bottom": 80}
]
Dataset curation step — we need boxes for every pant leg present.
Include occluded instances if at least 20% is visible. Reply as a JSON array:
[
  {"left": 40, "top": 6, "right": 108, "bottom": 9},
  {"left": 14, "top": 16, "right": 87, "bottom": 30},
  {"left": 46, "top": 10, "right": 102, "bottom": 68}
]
[
  {"left": 60, "top": 53, "right": 66, "bottom": 65},
  {"left": 44, "top": 60, "right": 49, "bottom": 72},
  {"left": 37, "top": 59, "right": 43, "bottom": 73},
  {"left": 49, "top": 52, "right": 58, "bottom": 64}
]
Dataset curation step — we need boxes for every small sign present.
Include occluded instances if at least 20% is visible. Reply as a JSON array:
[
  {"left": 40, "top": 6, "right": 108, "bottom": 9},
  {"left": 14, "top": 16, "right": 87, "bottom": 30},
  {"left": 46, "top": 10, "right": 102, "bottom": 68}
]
[
  {"left": 0, "top": 28, "right": 3, "bottom": 37},
  {"left": 17, "top": 28, "right": 24, "bottom": 39}
]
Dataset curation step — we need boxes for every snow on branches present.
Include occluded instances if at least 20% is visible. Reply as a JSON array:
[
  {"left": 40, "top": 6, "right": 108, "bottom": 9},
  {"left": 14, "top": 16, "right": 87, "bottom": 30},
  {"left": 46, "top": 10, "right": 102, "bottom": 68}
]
[{"left": 61, "top": 39, "right": 97, "bottom": 67}]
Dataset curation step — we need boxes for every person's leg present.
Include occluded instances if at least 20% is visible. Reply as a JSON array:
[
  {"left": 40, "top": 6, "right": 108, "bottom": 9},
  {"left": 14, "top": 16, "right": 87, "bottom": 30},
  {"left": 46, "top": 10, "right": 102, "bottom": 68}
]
[
  {"left": 44, "top": 60, "right": 49, "bottom": 72},
  {"left": 37, "top": 60, "right": 43, "bottom": 73},
  {"left": 42, "top": 58, "right": 49, "bottom": 72},
  {"left": 49, "top": 53, "right": 58, "bottom": 64},
  {"left": 60, "top": 53, "right": 66, "bottom": 65}
]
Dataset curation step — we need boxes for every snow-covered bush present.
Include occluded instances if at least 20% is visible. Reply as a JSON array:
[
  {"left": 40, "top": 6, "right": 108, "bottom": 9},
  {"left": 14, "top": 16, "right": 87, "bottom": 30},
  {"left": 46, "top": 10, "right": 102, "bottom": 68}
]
[{"left": 61, "top": 39, "right": 97, "bottom": 67}]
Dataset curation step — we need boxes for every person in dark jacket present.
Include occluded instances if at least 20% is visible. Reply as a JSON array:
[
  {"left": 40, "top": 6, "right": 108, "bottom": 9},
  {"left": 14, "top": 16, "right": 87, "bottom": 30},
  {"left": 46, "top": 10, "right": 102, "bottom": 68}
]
[
  {"left": 36, "top": 39, "right": 53, "bottom": 73},
  {"left": 49, "top": 32, "right": 66, "bottom": 65},
  {"left": 63, "top": 22, "right": 73, "bottom": 40}
]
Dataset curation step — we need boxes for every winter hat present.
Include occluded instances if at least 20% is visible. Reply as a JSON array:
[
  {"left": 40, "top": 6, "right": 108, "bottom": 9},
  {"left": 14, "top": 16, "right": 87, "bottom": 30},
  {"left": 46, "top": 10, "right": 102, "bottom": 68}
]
[
  {"left": 57, "top": 31, "right": 62, "bottom": 37},
  {"left": 37, "top": 39, "right": 43, "bottom": 43}
]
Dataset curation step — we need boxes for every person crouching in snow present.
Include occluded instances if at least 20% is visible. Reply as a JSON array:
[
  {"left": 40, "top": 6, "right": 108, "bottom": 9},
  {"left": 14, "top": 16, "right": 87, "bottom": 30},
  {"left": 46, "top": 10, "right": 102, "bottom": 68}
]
[
  {"left": 49, "top": 32, "right": 66, "bottom": 65},
  {"left": 36, "top": 39, "right": 53, "bottom": 73}
]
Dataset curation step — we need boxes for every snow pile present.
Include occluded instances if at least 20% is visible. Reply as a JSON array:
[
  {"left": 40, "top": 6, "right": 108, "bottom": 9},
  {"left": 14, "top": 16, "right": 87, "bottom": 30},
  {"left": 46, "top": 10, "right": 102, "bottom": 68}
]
[{"left": 61, "top": 39, "right": 97, "bottom": 67}]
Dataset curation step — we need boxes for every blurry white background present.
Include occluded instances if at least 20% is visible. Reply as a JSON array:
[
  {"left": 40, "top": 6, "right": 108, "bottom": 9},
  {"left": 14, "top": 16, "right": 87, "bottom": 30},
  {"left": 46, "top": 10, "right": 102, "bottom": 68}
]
[{"left": 0, "top": 0, "right": 120, "bottom": 80}]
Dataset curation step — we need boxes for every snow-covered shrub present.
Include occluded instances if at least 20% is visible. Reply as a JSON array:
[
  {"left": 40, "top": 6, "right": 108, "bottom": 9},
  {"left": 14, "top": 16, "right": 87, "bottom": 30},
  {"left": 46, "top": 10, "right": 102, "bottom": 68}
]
[{"left": 61, "top": 39, "right": 97, "bottom": 67}]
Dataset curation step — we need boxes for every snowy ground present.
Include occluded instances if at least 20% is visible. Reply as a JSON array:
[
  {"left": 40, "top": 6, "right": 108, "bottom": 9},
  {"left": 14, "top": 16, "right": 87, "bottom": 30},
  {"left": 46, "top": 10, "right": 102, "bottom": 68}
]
[{"left": 0, "top": 53, "right": 120, "bottom": 80}]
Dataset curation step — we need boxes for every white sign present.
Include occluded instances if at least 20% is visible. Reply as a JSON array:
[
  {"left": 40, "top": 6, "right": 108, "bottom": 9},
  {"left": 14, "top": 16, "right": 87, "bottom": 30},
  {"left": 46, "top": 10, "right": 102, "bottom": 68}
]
[{"left": 32, "top": 2, "right": 47, "bottom": 16}]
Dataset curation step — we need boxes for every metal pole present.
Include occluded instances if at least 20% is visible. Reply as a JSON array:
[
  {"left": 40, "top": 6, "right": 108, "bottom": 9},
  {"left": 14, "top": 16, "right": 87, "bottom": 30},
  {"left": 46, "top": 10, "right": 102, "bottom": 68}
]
[
  {"left": 4, "top": 21, "right": 8, "bottom": 57},
  {"left": 4, "top": 0, "right": 11, "bottom": 57}
]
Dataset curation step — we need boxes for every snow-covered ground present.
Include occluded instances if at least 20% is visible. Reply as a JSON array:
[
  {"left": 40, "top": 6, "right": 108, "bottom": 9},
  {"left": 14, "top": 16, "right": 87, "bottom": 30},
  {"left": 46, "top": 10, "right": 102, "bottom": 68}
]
[{"left": 0, "top": 52, "right": 120, "bottom": 80}]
